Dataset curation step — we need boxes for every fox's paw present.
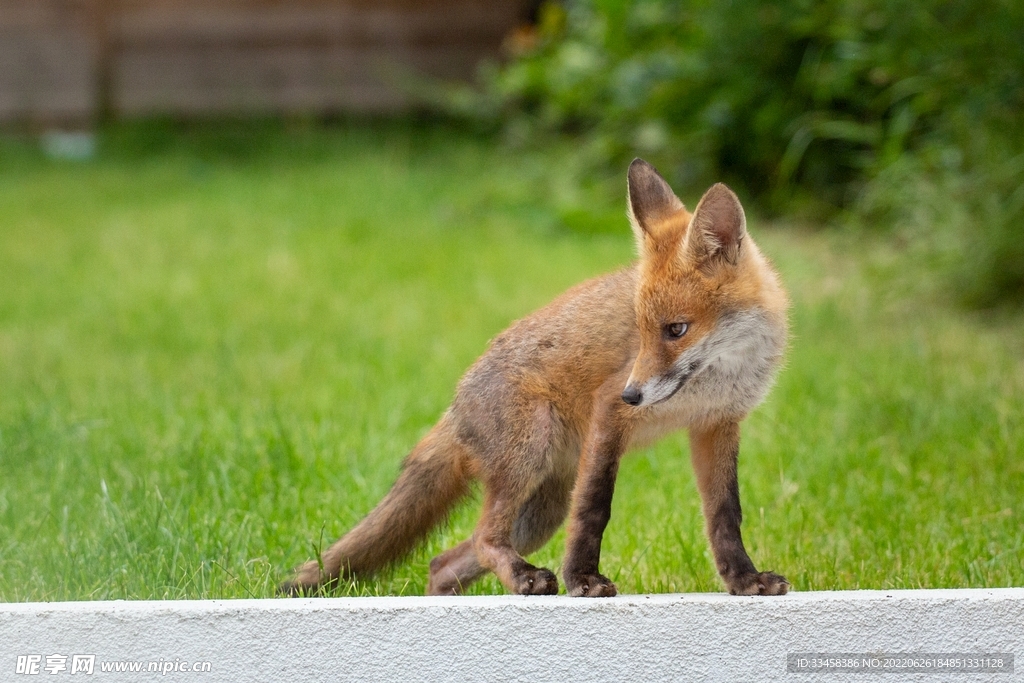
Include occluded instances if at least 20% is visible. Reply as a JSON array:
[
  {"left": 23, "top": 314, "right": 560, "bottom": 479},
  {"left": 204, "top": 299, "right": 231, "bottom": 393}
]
[
  {"left": 277, "top": 560, "right": 331, "bottom": 597},
  {"left": 726, "top": 571, "right": 790, "bottom": 596},
  {"left": 565, "top": 572, "right": 617, "bottom": 598},
  {"left": 511, "top": 566, "right": 559, "bottom": 595},
  {"left": 277, "top": 578, "right": 310, "bottom": 597}
]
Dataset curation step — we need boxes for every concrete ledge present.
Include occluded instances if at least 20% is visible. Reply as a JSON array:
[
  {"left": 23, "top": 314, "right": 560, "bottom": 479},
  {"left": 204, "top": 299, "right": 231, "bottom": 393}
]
[{"left": 2, "top": 588, "right": 1021, "bottom": 681}]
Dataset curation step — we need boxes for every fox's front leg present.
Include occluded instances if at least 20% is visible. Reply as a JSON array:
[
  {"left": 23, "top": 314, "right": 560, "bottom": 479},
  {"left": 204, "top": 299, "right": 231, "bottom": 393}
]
[
  {"left": 563, "top": 403, "right": 630, "bottom": 597},
  {"left": 690, "top": 421, "right": 789, "bottom": 595}
]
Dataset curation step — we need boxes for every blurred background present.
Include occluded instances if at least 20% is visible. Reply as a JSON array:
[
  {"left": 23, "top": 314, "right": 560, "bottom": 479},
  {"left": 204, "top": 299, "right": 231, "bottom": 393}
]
[
  {"left": 1, "top": 0, "right": 534, "bottom": 122},
  {"left": 1, "top": 0, "right": 1022, "bottom": 599},
  {"left": 4, "top": 0, "right": 1023, "bottom": 305}
]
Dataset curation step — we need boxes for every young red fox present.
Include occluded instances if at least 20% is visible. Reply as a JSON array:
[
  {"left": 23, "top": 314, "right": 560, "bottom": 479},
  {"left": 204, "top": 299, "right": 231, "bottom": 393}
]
[{"left": 282, "top": 159, "right": 789, "bottom": 597}]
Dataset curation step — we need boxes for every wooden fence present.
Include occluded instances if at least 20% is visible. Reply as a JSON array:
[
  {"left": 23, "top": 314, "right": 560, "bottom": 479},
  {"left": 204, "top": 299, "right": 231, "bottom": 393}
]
[{"left": 0, "top": 0, "right": 531, "bottom": 126}]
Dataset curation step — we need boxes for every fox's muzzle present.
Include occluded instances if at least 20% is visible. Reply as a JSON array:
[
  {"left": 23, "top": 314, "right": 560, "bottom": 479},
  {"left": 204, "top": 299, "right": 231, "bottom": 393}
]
[
  {"left": 622, "top": 360, "right": 703, "bottom": 408},
  {"left": 621, "top": 385, "right": 643, "bottom": 406}
]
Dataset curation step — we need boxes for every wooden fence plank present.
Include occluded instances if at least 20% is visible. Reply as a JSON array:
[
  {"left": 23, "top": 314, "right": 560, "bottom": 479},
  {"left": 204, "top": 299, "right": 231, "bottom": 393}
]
[
  {"left": 0, "top": 0, "right": 529, "bottom": 123},
  {"left": 0, "top": 0, "right": 97, "bottom": 125}
]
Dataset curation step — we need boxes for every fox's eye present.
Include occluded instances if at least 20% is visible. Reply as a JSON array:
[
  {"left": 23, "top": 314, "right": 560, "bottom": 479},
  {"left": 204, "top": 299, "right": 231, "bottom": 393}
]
[{"left": 665, "top": 322, "right": 689, "bottom": 339}]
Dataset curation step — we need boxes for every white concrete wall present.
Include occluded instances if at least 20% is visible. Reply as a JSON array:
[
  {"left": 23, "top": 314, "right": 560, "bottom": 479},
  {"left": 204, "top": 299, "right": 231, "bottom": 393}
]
[{"left": 2, "top": 588, "right": 1021, "bottom": 682}]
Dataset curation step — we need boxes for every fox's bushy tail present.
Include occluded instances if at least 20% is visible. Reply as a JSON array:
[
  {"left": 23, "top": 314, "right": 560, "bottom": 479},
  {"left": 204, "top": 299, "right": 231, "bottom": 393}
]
[{"left": 280, "top": 417, "right": 471, "bottom": 594}]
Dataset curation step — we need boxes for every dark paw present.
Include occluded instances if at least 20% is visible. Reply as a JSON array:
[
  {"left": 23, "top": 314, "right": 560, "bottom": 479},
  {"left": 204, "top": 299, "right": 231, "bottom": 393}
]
[
  {"left": 277, "top": 578, "right": 309, "bottom": 597},
  {"left": 426, "top": 575, "right": 463, "bottom": 596},
  {"left": 726, "top": 571, "right": 790, "bottom": 596},
  {"left": 427, "top": 568, "right": 471, "bottom": 596},
  {"left": 565, "top": 572, "right": 617, "bottom": 597},
  {"left": 278, "top": 560, "right": 332, "bottom": 597},
  {"left": 511, "top": 567, "right": 559, "bottom": 595}
]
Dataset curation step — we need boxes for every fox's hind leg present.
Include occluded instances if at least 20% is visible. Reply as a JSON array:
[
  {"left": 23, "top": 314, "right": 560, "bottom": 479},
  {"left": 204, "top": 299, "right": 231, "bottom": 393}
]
[
  {"left": 427, "top": 468, "right": 574, "bottom": 595},
  {"left": 427, "top": 539, "right": 487, "bottom": 595},
  {"left": 470, "top": 402, "right": 576, "bottom": 596},
  {"left": 471, "top": 488, "right": 560, "bottom": 595},
  {"left": 428, "top": 491, "right": 558, "bottom": 595},
  {"left": 510, "top": 465, "right": 575, "bottom": 555},
  {"left": 427, "top": 397, "right": 566, "bottom": 595}
]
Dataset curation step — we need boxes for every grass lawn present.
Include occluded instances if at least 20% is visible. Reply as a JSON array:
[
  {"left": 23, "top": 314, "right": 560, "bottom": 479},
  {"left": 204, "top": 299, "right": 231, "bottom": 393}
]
[{"left": 0, "top": 121, "right": 1021, "bottom": 601}]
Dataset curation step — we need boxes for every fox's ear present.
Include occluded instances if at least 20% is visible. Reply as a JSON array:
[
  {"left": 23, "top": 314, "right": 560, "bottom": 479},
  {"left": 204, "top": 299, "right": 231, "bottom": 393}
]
[
  {"left": 683, "top": 183, "right": 746, "bottom": 266},
  {"left": 627, "top": 158, "right": 684, "bottom": 252}
]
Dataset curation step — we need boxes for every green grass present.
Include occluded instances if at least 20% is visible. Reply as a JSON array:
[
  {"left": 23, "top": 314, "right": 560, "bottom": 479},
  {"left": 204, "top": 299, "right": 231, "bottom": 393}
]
[{"left": 0, "top": 121, "right": 1021, "bottom": 601}]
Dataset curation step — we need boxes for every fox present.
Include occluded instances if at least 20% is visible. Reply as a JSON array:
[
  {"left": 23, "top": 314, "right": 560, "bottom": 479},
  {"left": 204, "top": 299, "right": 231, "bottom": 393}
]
[{"left": 281, "top": 158, "right": 790, "bottom": 598}]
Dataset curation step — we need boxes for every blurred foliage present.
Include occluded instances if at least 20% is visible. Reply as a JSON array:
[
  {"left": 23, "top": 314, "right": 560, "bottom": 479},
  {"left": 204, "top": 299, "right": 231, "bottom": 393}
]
[{"left": 462, "top": 0, "right": 1024, "bottom": 307}]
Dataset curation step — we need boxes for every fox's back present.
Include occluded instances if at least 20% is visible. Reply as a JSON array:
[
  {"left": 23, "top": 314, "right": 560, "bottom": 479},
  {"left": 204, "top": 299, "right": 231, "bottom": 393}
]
[
  {"left": 481, "top": 267, "right": 639, "bottom": 389},
  {"left": 450, "top": 268, "right": 639, "bottom": 456}
]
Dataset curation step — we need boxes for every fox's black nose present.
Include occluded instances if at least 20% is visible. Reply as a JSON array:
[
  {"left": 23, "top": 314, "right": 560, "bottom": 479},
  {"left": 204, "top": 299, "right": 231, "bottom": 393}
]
[{"left": 621, "top": 385, "right": 643, "bottom": 406}]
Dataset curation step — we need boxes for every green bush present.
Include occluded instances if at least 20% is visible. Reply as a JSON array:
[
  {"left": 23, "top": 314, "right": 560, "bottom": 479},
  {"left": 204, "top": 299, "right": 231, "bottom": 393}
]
[{"left": 471, "top": 0, "right": 1024, "bottom": 305}]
